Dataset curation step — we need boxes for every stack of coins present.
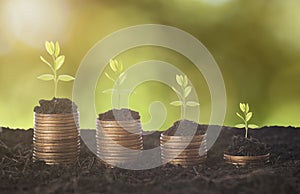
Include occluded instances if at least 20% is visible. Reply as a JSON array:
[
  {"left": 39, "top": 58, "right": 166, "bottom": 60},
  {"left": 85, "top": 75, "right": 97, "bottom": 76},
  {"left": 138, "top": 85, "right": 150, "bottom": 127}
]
[
  {"left": 160, "top": 134, "right": 207, "bottom": 167},
  {"left": 33, "top": 112, "right": 80, "bottom": 165},
  {"left": 96, "top": 120, "right": 143, "bottom": 166},
  {"left": 224, "top": 153, "right": 270, "bottom": 166}
]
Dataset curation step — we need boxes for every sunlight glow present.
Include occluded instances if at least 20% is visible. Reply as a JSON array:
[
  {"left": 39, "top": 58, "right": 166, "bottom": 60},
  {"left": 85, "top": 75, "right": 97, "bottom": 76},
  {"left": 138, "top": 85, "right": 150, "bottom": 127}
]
[{"left": 1, "top": 0, "right": 70, "bottom": 48}]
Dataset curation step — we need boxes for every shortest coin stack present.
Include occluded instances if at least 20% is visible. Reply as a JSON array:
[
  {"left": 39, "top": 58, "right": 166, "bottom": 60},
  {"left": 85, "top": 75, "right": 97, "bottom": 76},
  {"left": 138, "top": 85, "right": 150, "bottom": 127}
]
[
  {"left": 160, "top": 134, "right": 207, "bottom": 167},
  {"left": 96, "top": 119, "right": 143, "bottom": 166},
  {"left": 224, "top": 153, "right": 270, "bottom": 166},
  {"left": 33, "top": 112, "right": 80, "bottom": 165}
]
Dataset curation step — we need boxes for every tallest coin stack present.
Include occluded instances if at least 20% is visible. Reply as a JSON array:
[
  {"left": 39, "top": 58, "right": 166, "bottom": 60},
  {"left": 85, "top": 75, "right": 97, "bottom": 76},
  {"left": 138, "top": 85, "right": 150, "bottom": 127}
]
[{"left": 33, "top": 112, "right": 80, "bottom": 165}]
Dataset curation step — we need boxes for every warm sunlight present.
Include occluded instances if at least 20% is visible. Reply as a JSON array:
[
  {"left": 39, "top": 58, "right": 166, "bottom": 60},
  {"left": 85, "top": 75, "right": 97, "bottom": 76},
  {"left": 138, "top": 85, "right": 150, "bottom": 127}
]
[{"left": 1, "top": 0, "right": 70, "bottom": 48}]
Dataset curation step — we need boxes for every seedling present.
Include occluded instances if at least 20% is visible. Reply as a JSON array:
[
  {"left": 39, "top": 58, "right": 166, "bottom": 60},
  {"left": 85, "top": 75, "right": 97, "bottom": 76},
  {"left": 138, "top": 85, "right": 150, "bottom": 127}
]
[
  {"left": 102, "top": 59, "right": 127, "bottom": 109},
  {"left": 170, "top": 74, "right": 199, "bottom": 119},
  {"left": 235, "top": 103, "right": 258, "bottom": 138},
  {"left": 38, "top": 41, "right": 75, "bottom": 97}
]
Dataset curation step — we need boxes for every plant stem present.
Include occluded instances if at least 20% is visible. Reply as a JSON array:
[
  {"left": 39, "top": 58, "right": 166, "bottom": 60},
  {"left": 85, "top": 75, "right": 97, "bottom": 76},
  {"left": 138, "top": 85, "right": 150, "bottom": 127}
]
[
  {"left": 245, "top": 125, "right": 248, "bottom": 138},
  {"left": 244, "top": 111, "right": 248, "bottom": 138},
  {"left": 118, "top": 93, "right": 121, "bottom": 109},
  {"left": 51, "top": 54, "right": 58, "bottom": 98},
  {"left": 116, "top": 81, "right": 120, "bottom": 109},
  {"left": 182, "top": 104, "right": 186, "bottom": 119},
  {"left": 54, "top": 70, "right": 58, "bottom": 98},
  {"left": 181, "top": 85, "right": 186, "bottom": 119}
]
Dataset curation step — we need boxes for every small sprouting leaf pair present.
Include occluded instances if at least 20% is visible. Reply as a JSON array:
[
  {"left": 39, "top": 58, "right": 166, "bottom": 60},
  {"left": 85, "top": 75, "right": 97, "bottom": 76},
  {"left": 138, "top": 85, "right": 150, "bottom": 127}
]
[
  {"left": 103, "top": 59, "right": 127, "bottom": 93},
  {"left": 175, "top": 74, "right": 188, "bottom": 88},
  {"left": 40, "top": 41, "right": 65, "bottom": 72},
  {"left": 170, "top": 74, "right": 199, "bottom": 118},
  {"left": 38, "top": 41, "right": 75, "bottom": 97},
  {"left": 173, "top": 75, "right": 191, "bottom": 101},
  {"left": 235, "top": 103, "right": 258, "bottom": 138},
  {"left": 109, "top": 59, "right": 123, "bottom": 73},
  {"left": 45, "top": 41, "right": 60, "bottom": 57},
  {"left": 103, "top": 59, "right": 128, "bottom": 109}
]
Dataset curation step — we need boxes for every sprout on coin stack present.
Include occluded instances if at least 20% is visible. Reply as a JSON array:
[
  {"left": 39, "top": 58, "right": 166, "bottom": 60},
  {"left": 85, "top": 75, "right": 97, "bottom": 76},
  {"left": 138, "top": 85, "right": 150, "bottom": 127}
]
[
  {"left": 33, "top": 41, "right": 80, "bottom": 165},
  {"left": 160, "top": 74, "right": 207, "bottom": 167},
  {"left": 224, "top": 103, "right": 270, "bottom": 166},
  {"left": 97, "top": 59, "right": 143, "bottom": 167}
]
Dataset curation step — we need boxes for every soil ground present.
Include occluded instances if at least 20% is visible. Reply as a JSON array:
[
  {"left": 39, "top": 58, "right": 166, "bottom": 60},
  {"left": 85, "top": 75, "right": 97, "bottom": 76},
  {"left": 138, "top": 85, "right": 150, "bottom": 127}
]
[
  {"left": 34, "top": 98, "right": 77, "bottom": 114},
  {"left": 163, "top": 119, "right": 207, "bottom": 136},
  {"left": 225, "top": 135, "right": 270, "bottom": 156},
  {"left": 98, "top": 108, "right": 140, "bottom": 121},
  {"left": 0, "top": 126, "right": 299, "bottom": 194}
]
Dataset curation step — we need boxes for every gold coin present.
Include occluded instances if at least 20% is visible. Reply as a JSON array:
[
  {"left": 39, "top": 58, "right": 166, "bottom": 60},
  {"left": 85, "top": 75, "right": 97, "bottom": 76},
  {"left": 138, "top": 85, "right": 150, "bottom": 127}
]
[
  {"left": 161, "top": 134, "right": 206, "bottom": 141},
  {"left": 160, "top": 144, "right": 204, "bottom": 150},
  {"left": 33, "top": 156, "right": 77, "bottom": 163},
  {"left": 96, "top": 134, "right": 142, "bottom": 139},
  {"left": 97, "top": 145, "right": 143, "bottom": 151},
  {"left": 96, "top": 137, "right": 142, "bottom": 143},
  {"left": 34, "top": 130, "right": 79, "bottom": 135},
  {"left": 223, "top": 153, "right": 269, "bottom": 165},
  {"left": 34, "top": 140, "right": 79, "bottom": 145},
  {"left": 34, "top": 134, "right": 79, "bottom": 139}
]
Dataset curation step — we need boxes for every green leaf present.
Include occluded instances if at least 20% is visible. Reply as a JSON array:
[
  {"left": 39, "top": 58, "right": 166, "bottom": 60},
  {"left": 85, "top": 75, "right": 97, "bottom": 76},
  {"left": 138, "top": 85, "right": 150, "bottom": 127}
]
[
  {"left": 109, "top": 59, "right": 117, "bottom": 72},
  {"left": 170, "top": 101, "right": 183, "bottom": 106},
  {"left": 55, "top": 41, "right": 60, "bottom": 57},
  {"left": 236, "top": 112, "right": 244, "bottom": 121},
  {"left": 118, "top": 72, "right": 126, "bottom": 84},
  {"left": 40, "top": 56, "right": 53, "bottom": 69},
  {"left": 176, "top": 75, "right": 183, "bottom": 86},
  {"left": 245, "top": 103, "right": 249, "bottom": 113},
  {"left": 183, "top": 75, "right": 188, "bottom": 87},
  {"left": 246, "top": 112, "right": 253, "bottom": 122},
  {"left": 184, "top": 86, "right": 192, "bottom": 98},
  {"left": 105, "top": 72, "right": 115, "bottom": 82},
  {"left": 37, "top": 74, "right": 54, "bottom": 81},
  {"left": 240, "top": 103, "right": 246, "bottom": 112},
  {"left": 248, "top": 124, "right": 259, "bottom": 129},
  {"left": 58, "top": 74, "right": 75, "bottom": 81},
  {"left": 102, "top": 89, "right": 114, "bottom": 93},
  {"left": 235, "top": 124, "right": 245, "bottom": 128},
  {"left": 55, "top": 55, "right": 65, "bottom": 70},
  {"left": 186, "top": 101, "right": 199, "bottom": 107},
  {"left": 45, "top": 41, "right": 54, "bottom": 55},
  {"left": 114, "top": 60, "right": 119, "bottom": 70},
  {"left": 118, "top": 61, "right": 123, "bottom": 72},
  {"left": 50, "top": 42, "right": 55, "bottom": 53}
]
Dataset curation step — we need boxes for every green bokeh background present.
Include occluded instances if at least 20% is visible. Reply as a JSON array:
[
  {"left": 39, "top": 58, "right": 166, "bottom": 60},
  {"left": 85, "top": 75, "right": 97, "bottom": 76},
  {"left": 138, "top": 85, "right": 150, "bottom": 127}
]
[{"left": 1, "top": 0, "right": 300, "bottom": 130}]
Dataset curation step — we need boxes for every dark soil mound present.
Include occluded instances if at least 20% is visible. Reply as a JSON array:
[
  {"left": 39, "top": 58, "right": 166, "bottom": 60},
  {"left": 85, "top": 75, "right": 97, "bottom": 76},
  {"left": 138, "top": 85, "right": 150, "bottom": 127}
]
[
  {"left": 225, "top": 135, "right": 270, "bottom": 156},
  {"left": 0, "top": 126, "right": 299, "bottom": 194},
  {"left": 163, "top": 119, "right": 207, "bottom": 136},
  {"left": 34, "top": 98, "right": 77, "bottom": 114},
  {"left": 98, "top": 108, "right": 140, "bottom": 121}
]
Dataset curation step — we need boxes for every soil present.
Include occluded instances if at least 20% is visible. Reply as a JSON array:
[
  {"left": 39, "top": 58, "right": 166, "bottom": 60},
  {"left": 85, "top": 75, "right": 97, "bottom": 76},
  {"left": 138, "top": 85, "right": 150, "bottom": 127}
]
[
  {"left": 163, "top": 120, "right": 207, "bottom": 136},
  {"left": 34, "top": 98, "right": 78, "bottom": 114},
  {"left": 0, "top": 126, "right": 299, "bottom": 194},
  {"left": 98, "top": 109, "right": 140, "bottom": 121},
  {"left": 225, "top": 135, "right": 270, "bottom": 156}
]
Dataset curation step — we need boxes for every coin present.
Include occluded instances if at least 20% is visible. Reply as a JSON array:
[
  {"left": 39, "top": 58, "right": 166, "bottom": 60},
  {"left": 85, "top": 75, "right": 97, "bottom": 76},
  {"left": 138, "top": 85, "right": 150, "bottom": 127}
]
[
  {"left": 33, "top": 112, "right": 80, "bottom": 165},
  {"left": 96, "top": 118, "right": 143, "bottom": 163},
  {"left": 160, "top": 133, "right": 207, "bottom": 166},
  {"left": 223, "top": 153, "right": 270, "bottom": 166}
]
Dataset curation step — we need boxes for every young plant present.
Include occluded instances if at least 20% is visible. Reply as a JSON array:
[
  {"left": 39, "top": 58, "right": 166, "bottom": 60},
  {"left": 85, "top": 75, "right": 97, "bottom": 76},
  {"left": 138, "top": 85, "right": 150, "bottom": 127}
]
[
  {"left": 170, "top": 74, "right": 199, "bottom": 119},
  {"left": 235, "top": 103, "right": 258, "bottom": 138},
  {"left": 102, "top": 59, "right": 127, "bottom": 109},
  {"left": 38, "top": 41, "right": 75, "bottom": 97}
]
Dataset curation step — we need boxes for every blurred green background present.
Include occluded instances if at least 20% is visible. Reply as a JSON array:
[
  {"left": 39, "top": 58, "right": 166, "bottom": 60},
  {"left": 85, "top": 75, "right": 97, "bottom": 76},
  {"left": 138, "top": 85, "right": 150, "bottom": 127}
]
[{"left": 1, "top": 0, "right": 300, "bottom": 130}]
